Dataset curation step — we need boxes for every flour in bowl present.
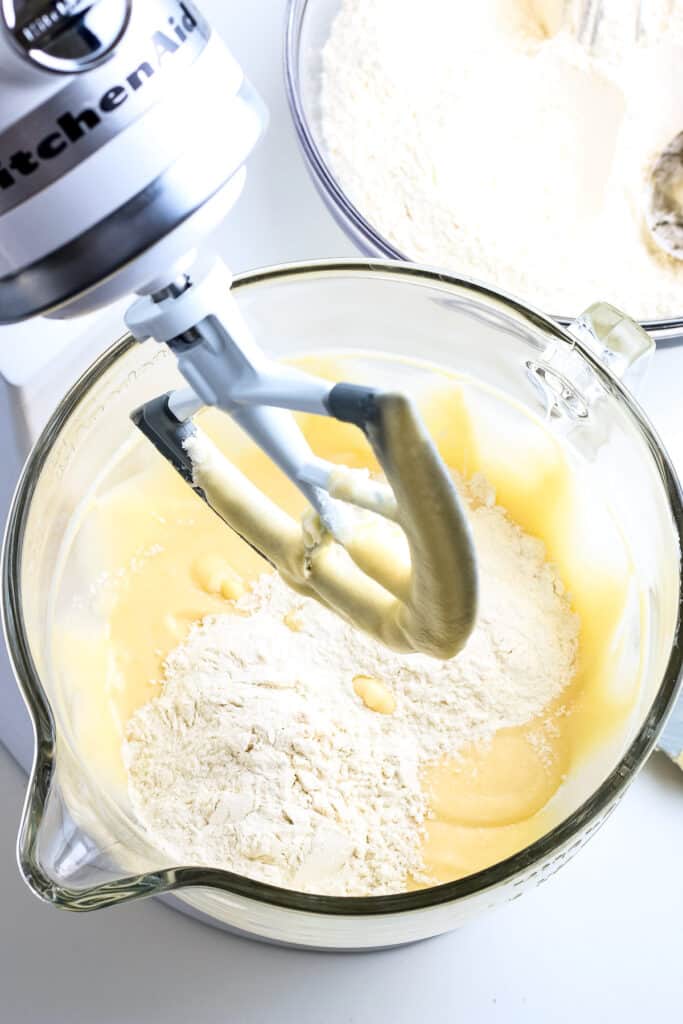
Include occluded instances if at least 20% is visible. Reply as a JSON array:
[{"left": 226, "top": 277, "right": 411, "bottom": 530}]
[
  {"left": 123, "top": 475, "right": 577, "bottom": 896},
  {"left": 320, "top": 0, "right": 683, "bottom": 318}
]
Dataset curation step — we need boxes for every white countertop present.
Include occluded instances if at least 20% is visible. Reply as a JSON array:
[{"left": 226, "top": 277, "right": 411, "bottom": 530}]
[{"left": 1, "top": 1, "right": 682, "bottom": 1020}]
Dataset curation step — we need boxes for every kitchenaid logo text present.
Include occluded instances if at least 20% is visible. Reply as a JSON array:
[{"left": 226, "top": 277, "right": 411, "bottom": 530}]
[{"left": 0, "top": 2, "right": 206, "bottom": 196}]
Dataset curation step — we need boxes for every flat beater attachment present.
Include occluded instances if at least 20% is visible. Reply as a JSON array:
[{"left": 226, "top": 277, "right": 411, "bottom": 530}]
[{"left": 126, "top": 258, "right": 478, "bottom": 658}]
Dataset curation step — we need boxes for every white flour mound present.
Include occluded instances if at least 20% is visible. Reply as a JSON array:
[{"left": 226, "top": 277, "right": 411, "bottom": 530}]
[
  {"left": 320, "top": 0, "right": 683, "bottom": 318},
  {"left": 124, "top": 476, "right": 578, "bottom": 896}
]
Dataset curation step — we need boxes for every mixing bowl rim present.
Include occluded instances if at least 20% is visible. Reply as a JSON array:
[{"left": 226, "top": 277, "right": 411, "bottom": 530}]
[
  {"left": 283, "top": 0, "right": 683, "bottom": 338},
  {"left": 4, "top": 257, "right": 683, "bottom": 916}
]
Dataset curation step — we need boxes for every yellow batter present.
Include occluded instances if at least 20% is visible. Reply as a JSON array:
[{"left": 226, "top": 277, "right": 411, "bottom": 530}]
[
  {"left": 54, "top": 354, "right": 642, "bottom": 887},
  {"left": 185, "top": 389, "right": 478, "bottom": 660}
]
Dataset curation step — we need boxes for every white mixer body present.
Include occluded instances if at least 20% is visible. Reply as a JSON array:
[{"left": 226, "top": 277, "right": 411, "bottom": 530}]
[{"left": 0, "top": 0, "right": 267, "bottom": 322}]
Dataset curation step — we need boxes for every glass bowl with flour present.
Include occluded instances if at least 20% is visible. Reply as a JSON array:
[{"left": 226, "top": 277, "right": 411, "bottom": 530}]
[
  {"left": 6, "top": 261, "right": 682, "bottom": 949},
  {"left": 286, "top": 0, "right": 683, "bottom": 338}
]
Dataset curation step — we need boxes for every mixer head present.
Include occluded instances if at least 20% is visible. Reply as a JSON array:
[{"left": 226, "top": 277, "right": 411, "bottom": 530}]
[{"left": 0, "top": 0, "right": 266, "bottom": 322}]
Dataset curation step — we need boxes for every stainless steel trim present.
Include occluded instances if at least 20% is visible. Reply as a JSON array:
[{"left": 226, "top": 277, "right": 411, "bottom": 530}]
[
  {"left": 1, "top": 0, "right": 132, "bottom": 74},
  {"left": 0, "top": 121, "right": 248, "bottom": 322}
]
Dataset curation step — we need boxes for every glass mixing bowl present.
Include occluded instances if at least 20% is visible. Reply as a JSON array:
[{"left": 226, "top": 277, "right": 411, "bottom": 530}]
[
  {"left": 284, "top": 0, "right": 683, "bottom": 343},
  {"left": 3, "top": 261, "right": 683, "bottom": 950}
]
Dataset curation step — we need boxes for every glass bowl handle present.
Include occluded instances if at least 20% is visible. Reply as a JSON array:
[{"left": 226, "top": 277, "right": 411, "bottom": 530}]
[{"left": 567, "top": 301, "right": 655, "bottom": 393}]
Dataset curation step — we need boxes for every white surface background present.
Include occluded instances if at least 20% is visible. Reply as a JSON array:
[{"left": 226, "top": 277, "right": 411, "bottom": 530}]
[{"left": 1, "top": 1, "right": 682, "bottom": 1020}]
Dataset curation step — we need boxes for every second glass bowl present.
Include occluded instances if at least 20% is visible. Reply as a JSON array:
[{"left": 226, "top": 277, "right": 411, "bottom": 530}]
[{"left": 284, "top": 0, "right": 683, "bottom": 343}]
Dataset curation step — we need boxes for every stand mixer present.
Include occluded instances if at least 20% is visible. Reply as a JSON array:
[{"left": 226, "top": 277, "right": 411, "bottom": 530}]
[{"left": 0, "top": 0, "right": 478, "bottom": 657}]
